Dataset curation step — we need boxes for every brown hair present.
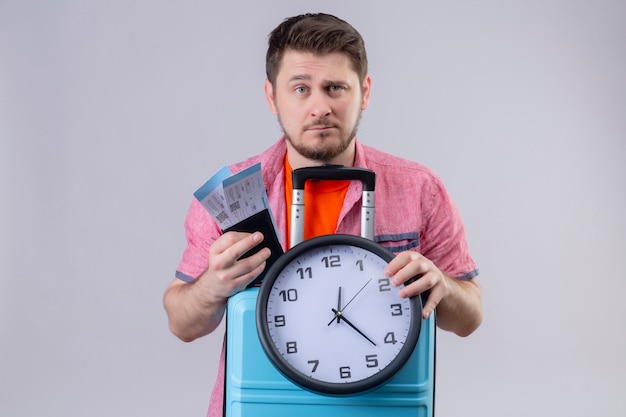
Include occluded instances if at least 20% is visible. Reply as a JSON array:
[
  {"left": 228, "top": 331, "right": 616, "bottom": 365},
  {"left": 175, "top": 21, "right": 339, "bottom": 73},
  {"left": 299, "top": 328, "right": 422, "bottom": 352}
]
[{"left": 266, "top": 13, "right": 368, "bottom": 87}]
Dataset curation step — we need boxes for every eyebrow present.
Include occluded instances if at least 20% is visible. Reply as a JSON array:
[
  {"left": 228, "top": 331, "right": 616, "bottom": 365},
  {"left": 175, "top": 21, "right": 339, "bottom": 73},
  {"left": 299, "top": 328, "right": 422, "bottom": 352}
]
[
  {"left": 288, "top": 74, "right": 312, "bottom": 83},
  {"left": 288, "top": 75, "right": 347, "bottom": 86}
]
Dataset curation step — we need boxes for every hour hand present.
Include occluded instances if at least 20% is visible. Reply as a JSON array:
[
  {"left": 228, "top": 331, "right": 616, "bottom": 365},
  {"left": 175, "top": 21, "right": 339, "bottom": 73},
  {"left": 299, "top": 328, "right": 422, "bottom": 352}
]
[{"left": 327, "top": 287, "right": 342, "bottom": 326}]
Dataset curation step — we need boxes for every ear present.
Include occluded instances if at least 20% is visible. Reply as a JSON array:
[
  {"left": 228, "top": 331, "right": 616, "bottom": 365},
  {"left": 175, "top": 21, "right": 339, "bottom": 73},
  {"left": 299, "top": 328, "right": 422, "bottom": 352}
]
[
  {"left": 264, "top": 79, "right": 278, "bottom": 115},
  {"left": 360, "top": 74, "right": 372, "bottom": 110}
]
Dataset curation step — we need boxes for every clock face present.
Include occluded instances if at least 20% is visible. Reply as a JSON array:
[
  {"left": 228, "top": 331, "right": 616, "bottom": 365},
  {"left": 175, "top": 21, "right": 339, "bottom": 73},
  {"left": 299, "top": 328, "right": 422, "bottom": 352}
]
[{"left": 256, "top": 234, "right": 421, "bottom": 395}]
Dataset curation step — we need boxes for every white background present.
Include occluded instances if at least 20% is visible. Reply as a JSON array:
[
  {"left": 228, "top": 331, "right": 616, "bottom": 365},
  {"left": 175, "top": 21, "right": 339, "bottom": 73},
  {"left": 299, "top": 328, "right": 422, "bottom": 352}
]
[{"left": 1, "top": 1, "right": 625, "bottom": 416}]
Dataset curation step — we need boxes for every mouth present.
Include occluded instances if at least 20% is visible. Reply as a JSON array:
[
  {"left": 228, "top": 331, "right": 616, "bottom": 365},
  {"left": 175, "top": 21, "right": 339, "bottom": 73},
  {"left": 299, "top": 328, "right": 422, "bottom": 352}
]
[{"left": 306, "top": 124, "right": 337, "bottom": 132}]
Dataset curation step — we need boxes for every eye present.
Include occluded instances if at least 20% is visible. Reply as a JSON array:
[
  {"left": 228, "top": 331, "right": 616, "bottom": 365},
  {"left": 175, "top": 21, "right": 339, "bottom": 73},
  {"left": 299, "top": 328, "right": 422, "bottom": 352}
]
[
  {"left": 295, "top": 86, "right": 308, "bottom": 94},
  {"left": 328, "top": 85, "right": 345, "bottom": 93}
]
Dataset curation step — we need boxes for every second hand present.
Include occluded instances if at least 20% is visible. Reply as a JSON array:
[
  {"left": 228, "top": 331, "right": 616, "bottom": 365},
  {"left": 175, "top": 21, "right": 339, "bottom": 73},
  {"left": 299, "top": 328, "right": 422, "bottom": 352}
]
[{"left": 327, "top": 279, "right": 372, "bottom": 326}]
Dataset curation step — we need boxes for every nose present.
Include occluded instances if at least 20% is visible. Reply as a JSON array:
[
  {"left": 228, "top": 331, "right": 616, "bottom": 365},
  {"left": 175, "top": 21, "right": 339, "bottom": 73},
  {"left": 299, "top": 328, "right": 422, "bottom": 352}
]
[{"left": 309, "top": 90, "right": 332, "bottom": 118}]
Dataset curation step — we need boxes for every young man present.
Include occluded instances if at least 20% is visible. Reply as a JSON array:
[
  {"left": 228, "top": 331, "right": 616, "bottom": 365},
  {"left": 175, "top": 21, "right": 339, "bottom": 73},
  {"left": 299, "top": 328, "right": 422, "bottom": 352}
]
[{"left": 164, "top": 13, "right": 482, "bottom": 416}]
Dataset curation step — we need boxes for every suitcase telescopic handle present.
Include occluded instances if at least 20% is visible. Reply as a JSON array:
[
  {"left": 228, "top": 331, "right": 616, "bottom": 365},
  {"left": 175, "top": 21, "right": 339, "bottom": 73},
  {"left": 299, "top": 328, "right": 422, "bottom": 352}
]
[
  {"left": 292, "top": 165, "right": 376, "bottom": 191},
  {"left": 291, "top": 165, "right": 376, "bottom": 246}
]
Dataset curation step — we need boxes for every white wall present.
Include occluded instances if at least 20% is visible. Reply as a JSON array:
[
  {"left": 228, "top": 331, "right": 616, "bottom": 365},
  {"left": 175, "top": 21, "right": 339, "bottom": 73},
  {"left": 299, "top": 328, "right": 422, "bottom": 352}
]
[{"left": 1, "top": 1, "right": 625, "bottom": 416}]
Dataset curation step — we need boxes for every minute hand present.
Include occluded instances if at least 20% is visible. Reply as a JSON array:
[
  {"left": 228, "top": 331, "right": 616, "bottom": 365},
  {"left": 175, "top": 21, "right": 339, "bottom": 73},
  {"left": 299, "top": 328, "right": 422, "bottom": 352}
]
[{"left": 331, "top": 308, "right": 377, "bottom": 346}]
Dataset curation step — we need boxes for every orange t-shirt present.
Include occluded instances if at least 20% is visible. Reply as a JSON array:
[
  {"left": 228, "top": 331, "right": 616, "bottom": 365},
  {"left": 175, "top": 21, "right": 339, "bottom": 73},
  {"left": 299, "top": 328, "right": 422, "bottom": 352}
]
[{"left": 285, "top": 157, "right": 349, "bottom": 248}]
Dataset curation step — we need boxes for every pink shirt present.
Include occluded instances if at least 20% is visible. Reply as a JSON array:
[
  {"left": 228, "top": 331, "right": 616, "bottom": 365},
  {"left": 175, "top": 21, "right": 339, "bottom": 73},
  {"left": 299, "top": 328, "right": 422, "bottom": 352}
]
[{"left": 175, "top": 138, "right": 478, "bottom": 416}]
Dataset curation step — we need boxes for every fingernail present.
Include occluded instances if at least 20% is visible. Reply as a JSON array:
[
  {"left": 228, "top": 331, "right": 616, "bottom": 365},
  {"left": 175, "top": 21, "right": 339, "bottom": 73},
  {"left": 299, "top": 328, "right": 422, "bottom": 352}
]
[{"left": 252, "top": 232, "right": 262, "bottom": 242}]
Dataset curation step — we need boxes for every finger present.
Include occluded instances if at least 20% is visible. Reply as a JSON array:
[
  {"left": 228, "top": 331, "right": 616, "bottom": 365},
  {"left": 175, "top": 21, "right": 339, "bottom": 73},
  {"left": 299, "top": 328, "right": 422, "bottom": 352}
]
[
  {"left": 210, "top": 231, "right": 254, "bottom": 254},
  {"left": 204, "top": 232, "right": 265, "bottom": 286},
  {"left": 205, "top": 245, "right": 271, "bottom": 298},
  {"left": 421, "top": 284, "right": 444, "bottom": 320},
  {"left": 383, "top": 251, "right": 414, "bottom": 277},
  {"left": 397, "top": 271, "right": 436, "bottom": 298},
  {"left": 386, "top": 253, "right": 430, "bottom": 287},
  {"left": 229, "top": 246, "right": 272, "bottom": 281},
  {"left": 229, "top": 258, "right": 269, "bottom": 293},
  {"left": 212, "top": 232, "right": 265, "bottom": 268}
]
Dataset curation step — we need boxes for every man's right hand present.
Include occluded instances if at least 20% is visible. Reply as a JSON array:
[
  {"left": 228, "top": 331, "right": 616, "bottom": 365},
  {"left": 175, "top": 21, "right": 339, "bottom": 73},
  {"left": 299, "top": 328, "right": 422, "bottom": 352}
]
[
  {"left": 164, "top": 231, "right": 271, "bottom": 342},
  {"left": 197, "top": 231, "right": 271, "bottom": 303}
]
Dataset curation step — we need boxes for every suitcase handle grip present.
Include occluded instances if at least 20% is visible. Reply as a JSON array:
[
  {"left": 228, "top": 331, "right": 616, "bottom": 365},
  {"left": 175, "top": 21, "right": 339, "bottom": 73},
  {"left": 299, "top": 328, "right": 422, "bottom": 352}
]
[{"left": 292, "top": 165, "right": 375, "bottom": 191}]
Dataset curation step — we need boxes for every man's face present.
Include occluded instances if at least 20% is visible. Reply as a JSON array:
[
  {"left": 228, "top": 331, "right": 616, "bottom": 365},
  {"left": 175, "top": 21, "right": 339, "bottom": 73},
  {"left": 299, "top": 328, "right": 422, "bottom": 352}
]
[{"left": 265, "top": 50, "right": 371, "bottom": 166}]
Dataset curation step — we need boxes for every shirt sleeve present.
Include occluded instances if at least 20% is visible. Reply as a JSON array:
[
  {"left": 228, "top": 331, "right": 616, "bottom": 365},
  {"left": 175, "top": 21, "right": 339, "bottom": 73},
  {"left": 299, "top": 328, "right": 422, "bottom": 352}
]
[
  {"left": 175, "top": 198, "right": 223, "bottom": 282},
  {"left": 419, "top": 176, "right": 478, "bottom": 280}
]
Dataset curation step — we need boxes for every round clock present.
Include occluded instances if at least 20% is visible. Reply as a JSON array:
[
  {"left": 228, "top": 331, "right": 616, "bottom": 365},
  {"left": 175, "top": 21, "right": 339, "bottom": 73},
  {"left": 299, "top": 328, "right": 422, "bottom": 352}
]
[{"left": 256, "top": 234, "right": 422, "bottom": 395}]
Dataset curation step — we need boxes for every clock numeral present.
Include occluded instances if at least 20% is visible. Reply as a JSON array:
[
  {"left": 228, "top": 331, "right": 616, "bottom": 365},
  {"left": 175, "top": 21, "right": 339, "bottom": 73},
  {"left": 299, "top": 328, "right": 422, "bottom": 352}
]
[
  {"left": 390, "top": 303, "right": 403, "bottom": 316},
  {"left": 321, "top": 255, "right": 341, "bottom": 268},
  {"left": 296, "top": 267, "right": 312, "bottom": 279},
  {"left": 308, "top": 359, "right": 319, "bottom": 372},
  {"left": 339, "top": 366, "right": 351, "bottom": 379},
  {"left": 384, "top": 332, "right": 398, "bottom": 345},
  {"left": 286, "top": 341, "right": 298, "bottom": 354},
  {"left": 273, "top": 315, "right": 286, "bottom": 327},
  {"left": 279, "top": 289, "right": 298, "bottom": 302},
  {"left": 365, "top": 354, "right": 378, "bottom": 368},
  {"left": 378, "top": 278, "right": 391, "bottom": 292},
  {"left": 356, "top": 259, "right": 364, "bottom": 271}
]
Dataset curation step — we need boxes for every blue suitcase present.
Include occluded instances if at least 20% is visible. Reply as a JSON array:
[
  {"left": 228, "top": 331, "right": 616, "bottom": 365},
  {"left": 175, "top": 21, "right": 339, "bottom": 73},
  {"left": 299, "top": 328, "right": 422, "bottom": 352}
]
[{"left": 224, "top": 166, "right": 436, "bottom": 416}]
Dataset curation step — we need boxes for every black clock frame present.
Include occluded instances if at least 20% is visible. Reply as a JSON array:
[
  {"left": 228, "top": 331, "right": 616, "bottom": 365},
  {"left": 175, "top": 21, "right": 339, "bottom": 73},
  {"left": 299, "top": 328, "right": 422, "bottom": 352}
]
[{"left": 256, "top": 233, "right": 423, "bottom": 395}]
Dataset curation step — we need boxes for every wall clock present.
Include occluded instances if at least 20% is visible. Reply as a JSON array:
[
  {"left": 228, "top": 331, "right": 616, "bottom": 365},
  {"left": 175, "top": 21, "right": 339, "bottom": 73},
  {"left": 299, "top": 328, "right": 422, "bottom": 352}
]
[{"left": 256, "top": 233, "right": 422, "bottom": 395}]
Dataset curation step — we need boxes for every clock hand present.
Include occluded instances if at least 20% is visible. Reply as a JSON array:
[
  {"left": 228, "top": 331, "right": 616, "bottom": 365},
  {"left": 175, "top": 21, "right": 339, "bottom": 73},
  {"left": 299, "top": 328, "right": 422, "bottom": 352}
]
[
  {"left": 336, "top": 286, "right": 342, "bottom": 324},
  {"left": 331, "top": 308, "right": 377, "bottom": 346},
  {"left": 327, "top": 279, "right": 372, "bottom": 326},
  {"left": 327, "top": 287, "right": 343, "bottom": 326},
  {"left": 341, "top": 278, "right": 372, "bottom": 311}
]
